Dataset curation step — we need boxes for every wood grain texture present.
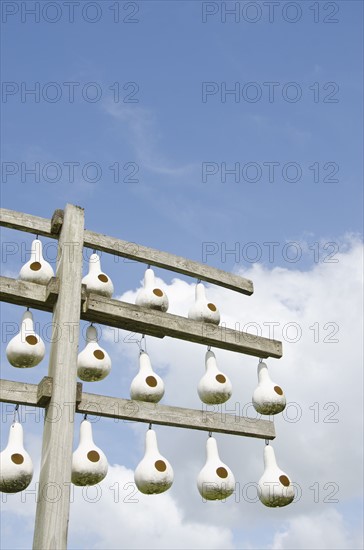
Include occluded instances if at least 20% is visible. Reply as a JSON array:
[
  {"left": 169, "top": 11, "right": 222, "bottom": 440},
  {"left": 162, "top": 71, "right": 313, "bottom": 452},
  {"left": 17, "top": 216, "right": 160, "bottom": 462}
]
[{"left": 0, "top": 379, "right": 275, "bottom": 440}]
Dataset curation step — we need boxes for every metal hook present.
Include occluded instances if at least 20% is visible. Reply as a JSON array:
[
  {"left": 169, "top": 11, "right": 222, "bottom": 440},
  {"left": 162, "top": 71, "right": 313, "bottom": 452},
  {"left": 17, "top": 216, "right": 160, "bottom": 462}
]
[
  {"left": 84, "top": 414, "right": 88, "bottom": 420},
  {"left": 13, "top": 404, "right": 20, "bottom": 423},
  {"left": 138, "top": 334, "right": 146, "bottom": 353},
  {"left": 265, "top": 439, "right": 270, "bottom": 446},
  {"left": 149, "top": 423, "right": 152, "bottom": 430},
  {"left": 147, "top": 264, "right": 151, "bottom": 269},
  {"left": 207, "top": 345, "right": 211, "bottom": 351},
  {"left": 259, "top": 358, "right": 264, "bottom": 364},
  {"left": 93, "top": 249, "right": 96, "bottom": 254},
  {"left": 197, "top": 279, "right": 201, "bottom": 284},
  {"left": 36, "top": 234, "right": 39, "bottom": 240},
  {"left": 208, "top": 431, "right": 212, "bottom": 438},
  {"left": 27, "top": 307, "right": 30, "bottom": 312}
]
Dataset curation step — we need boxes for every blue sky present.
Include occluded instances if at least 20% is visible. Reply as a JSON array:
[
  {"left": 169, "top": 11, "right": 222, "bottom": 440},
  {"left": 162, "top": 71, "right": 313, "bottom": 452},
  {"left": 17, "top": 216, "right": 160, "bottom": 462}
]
[{"left": 1, "top": 1, "right": 363, "bottom": 549}]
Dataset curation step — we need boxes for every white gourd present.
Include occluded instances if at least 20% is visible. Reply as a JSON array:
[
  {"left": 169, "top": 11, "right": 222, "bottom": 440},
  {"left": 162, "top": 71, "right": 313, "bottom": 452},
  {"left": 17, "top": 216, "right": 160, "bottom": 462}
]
[
  {"left": 197, "top": 436, "right": 235, "bottom": 500},
  {"left": 252, "top": 361, "right": 286, "bottom": 415},
  {"left": 134, "top": 428, "right": 173, "bottom": 494},
  {"left": 19, "top": 238, "right": 54, "bottom": 285},
  {"left": 72, "top": 419, "right": 108, "bottom": 486},
  {"left": 135, "top": 268, "right": 169, "bottom": 312},
  {"left": 130, "top": 351, "right": 165, "bottom": 403},
  {"left": 77, "top": 325, "right": 111, "bottom": 382},
  {"left": 6, "top": 310, "right": 45, "bottom": 368},
  {"left": 0, "top": 422, "right": 33, "bottom": 493},
  {"left": 82, "top": 253, "right": 114, "bottom": 298},
  {"left": 198, "top": 350, "right": 232, "bottom": 405},
  {"left": 188, "top": 283, "right": 220, "bottom": 325},
  {"left": 258, "top": 444, "right": 294, "bottom": 507}
]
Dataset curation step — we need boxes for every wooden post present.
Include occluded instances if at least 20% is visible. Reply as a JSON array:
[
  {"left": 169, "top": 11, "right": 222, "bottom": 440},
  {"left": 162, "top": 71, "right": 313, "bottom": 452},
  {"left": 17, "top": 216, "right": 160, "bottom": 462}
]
[{"left": 33, "top": 205, "right": 84, "bottom": 550}]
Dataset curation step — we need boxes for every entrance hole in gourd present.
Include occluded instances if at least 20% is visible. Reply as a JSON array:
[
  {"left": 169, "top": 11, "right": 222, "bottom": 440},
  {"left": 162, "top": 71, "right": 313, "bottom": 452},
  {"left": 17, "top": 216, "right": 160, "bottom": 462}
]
[
  {"left": 153, "top": 288, "right": 163, "bottom": 297},
  {"left": 30, "top": 262, "right": 42, "bottom": 271},
  {"left": 279, "top": 475, "right": 290, "bottom": 487},
  {"left": 216, "top": 467, "right": 228, "bottom": 479},
  {"left": 154, "top": 460, "right": 167, "bottom": 472},
  {"left": 207, "top": 303, "right": 217, "bottom": 312},
  {"left": 87, "top": 450, "right": 100, "bottom": 463},
  {"left": 146, "top": 376, "right": 157, "bottom": 388},
  {"left": 98, "top": 274, "right": 109, "bottom": 283},
  {"left": 274, "top": 386, "right": 283, "bottom": 395},
  {"left": 215, "top": 374, "right": 226, "bottom": 384},
  {"left": 26, "top": 335, "right": 38, "bottom": 345},
  {"left": 11, "top": 453, "right": 24, "bottom": 465},
  {"left": 93, "top": 350, "right": 105, "bottom": 360}
]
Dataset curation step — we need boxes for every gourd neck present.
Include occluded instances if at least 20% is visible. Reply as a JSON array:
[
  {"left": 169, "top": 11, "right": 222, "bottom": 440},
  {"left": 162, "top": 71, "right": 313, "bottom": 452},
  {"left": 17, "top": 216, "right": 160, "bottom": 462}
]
[
  {"left": 144, "top": 268, "right": 155, "bottom": 289},
  {"left": 21, "top": 311, "right": 34, "bottom": 336},
  {"left": 145, "top": 429, "right": 159, "bottom": 454},
  {"left": 195, "top": 283, "right": 206, "bottom": 302},
  {"left": 86, "top": 326, "right": 98, "bottom": 344},
  {"left": 205, "top": 350, "right": 218, "bottom": 373},
  {"left": 8, "top": 422, "right": 24, "bottom": 447},
  {"left": 206, "top": 436, "right": 220, "bottom": 461},
  {"left": 31, "top": 239, "right": 43, "bottom": 262},
  {"left": 89, "top": 253, "right": 102, "bottom": 274},
  {"left": 263, "top": 445, "right": 277, "bottom": 469},
  {"left": 139, "top": 352, "right": 153, "bottom": 373},
  {"left": 258, "top": 362, "right": 270, "bottom": 383},
  {"left": 79, "top": 420, "right": 94, "bottom": 445}
]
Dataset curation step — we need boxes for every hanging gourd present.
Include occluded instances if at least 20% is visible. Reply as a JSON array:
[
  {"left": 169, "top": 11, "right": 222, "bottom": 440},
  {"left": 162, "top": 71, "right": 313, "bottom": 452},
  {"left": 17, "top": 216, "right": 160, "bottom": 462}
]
[
  {"left": 0, "top": 415, "right": 33, "bottom": 493},
  {"left": 252, "top": 360, "right": 286, "bottom": 415},
  {"left": 18, "top": 238, "right": 54, "bottom": 285},
  {"left": 188, "top": 282, "right": 220, "bottom": 325},
  {"left": 135, "top": 267, "right": 169, "bottom": 312},
  {"left": 77, "top": 325, "right": 111, "bottom": 382},
  {"left": 198, "top": 349, "right": 232, "bottom": 405},
  {"left": 82, "top": 253, "right": 114, "bottom": 298},
  {"left": 130, "top": 350, "right": 165, "bottom": 403},
  {"left": 72, "top": 418, "right": 108, "bottom": 486},
  {"left": 6, "top": 309, "right": 45, "bottom": 368},
  {"left": 197, "top": 435, "right": 235, "bottom": 500},
  {"left": 258, "top": 443, "right": 294, "bottom": 507},
  {"left": 134, "top": 427, "right": 174, "bottom": 495}
]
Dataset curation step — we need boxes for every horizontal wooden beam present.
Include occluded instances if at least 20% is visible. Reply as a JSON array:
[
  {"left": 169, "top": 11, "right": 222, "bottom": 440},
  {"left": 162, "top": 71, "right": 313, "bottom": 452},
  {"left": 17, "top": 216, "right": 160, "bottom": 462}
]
[
  {"left": 0, "top": 277, "right": 281, "bottom": 357},
  {"left": 83, "top": 294, "right": 282, "bottom": 358},
  {"left": 0, "top": 208, "right": 254, "bottom": 295},
  {"left": 0, "top": 276, "right": 59, "bottom": 311},
  {"left": 83, "top": 230, "right": 254, "bottom": 295},
  {"left": 0, "top": 378, "right": 275, "bottom": 440}
]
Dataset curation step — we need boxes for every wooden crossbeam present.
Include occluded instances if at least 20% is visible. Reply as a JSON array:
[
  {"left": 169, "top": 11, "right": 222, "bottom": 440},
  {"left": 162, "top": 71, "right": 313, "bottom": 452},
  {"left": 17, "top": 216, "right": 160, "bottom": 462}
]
[
  {"left": 0, "top": 378, "right": 275, "bottom": 440},
  {"left": 0, "top": 276, "right": 282, "bottom": 358},
  {"left": 0, "top": 208, "right": 253, "bottom": 295}
]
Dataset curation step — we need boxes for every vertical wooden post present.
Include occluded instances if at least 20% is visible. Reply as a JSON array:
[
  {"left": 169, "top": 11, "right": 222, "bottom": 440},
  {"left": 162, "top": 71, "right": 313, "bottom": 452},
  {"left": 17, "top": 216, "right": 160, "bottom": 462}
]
[{"left": 33, "top": 205, "right": 85, "bottom": 550}]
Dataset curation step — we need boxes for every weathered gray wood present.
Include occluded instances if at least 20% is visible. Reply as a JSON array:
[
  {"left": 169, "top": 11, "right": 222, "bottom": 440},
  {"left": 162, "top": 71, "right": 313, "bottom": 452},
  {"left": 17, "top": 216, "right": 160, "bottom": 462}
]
[
  {"left": 0, "top": 276, "right": 281, "bottom": 358},
  {"left": 50, "top": 209, "right": 64, "bottom": 235},
  {"left": 0, "top": 277, "right": 59, "bottom": 310},
  {"left": 83, "top": 294, "right": 282, "bottom": 358},
  {"left": 36, "top": 377, "right": 53, "bottom": 407},
  {"left": 77, "top": 391, "right": 275, "bottom": 439},
  {"left": 33, "top": 205, "right": 85, "bottom": 550},
  {"left": 0, "top": 379, "right": 275, "bottom": 440},
  {"left": 84, "top": 230, "right": 254, "bottom": 295},
  {"left": 0, "top": 208, "right": 52, "bottom": 237},
  {"left": 0, "top": 208, "right": 254, "bottom": 295}
]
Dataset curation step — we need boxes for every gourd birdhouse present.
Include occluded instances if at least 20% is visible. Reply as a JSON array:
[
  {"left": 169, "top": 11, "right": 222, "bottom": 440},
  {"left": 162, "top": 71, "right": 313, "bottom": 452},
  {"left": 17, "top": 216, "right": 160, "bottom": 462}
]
[
  {"left": 135, "top": 268, "right": 169, "bottom": 312},
  {"left": 258, "top": 444, "right": 294, "bottom": 507},
  {"left": 252, "top": 361, "right": 286, "bottom": 415},
  {"left": 72, "top": 419, "right": 108, "bottom": 486},
  {"left": 19, "top": 238, "right": 54, "bottom": 285},
  {"left": 130, "top": 351, "right": 165, "bottom": 403},
  {"left": 198, "top": 350, "right": 232, "bottom": 405},
  {"left": 134, "top": 428, "right": 174, "bottom": 495},
  {"left": 0, "top": 422, "right": 33, "bottom": 493},
  {"left": 82, "top": 253, "right": 114, "bottom": 298},
  {"left": 197, "top": 435, "right": 235, "bottom": 501},
  {"left": 188, "top": 283, "right": 220, "bottom": 325},
  {"left": 77, "top": 325, "right": 111, "bottom": 382},
  {"left": 6, "top": 309, "right": 45, "bottom": 368}
]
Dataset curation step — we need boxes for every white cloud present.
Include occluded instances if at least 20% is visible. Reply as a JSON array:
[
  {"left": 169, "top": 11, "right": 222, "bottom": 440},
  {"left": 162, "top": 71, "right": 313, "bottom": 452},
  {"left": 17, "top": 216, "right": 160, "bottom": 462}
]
[{"left": 1, "top": 235, "right": 363, "bottom": 549}]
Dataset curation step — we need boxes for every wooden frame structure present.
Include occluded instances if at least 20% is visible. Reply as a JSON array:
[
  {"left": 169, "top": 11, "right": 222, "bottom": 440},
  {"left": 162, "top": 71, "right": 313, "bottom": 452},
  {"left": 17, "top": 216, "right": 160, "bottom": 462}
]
[{"left": 0, "top": 205, "right": 283, "bottom": 550}]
